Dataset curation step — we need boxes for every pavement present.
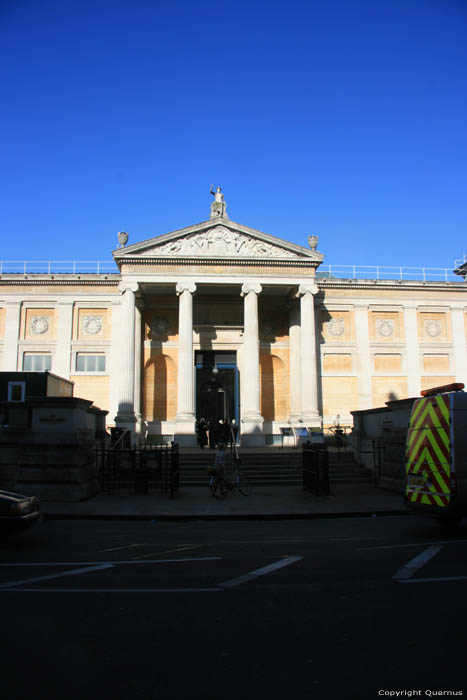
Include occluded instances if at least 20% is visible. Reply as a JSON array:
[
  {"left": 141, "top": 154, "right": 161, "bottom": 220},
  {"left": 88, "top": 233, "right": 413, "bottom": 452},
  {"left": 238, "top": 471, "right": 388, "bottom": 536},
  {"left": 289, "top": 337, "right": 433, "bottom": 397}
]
[{"left": 42, "top": 482, "right": 407, "bottom": 520}]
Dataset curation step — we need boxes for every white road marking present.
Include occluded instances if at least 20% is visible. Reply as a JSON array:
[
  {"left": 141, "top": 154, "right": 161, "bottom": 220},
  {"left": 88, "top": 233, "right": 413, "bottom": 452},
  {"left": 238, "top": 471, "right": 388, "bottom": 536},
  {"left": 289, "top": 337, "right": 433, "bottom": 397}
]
[
  {"left": 132, "top": 544, "right": 204, "bottom": 560},
  {"left": 398, "top": 576, "right": 467, "bottom": 583},
  {"left": 99, "top": 543, "right": 147, "bottom": 553},
  {"left": 393, "top": 545, "right": 443, "bottom": 580},
  {"left": 0, "top": 564, "right": 114, "bottom": 589},
  {"left": 0, "top": 587, "right": 223, "bottom": 593},
  {"left": 219, "top": 555, "right": 303, "bottom": 588},
  {"left": 329, "top": 537, "right": 377, "bottom": 542},
  {"left": 0, "top": 557, "right": 221, "bottom": 567},
  {"left": 360, "top": 539, "right": 467, "bottom": 551}
]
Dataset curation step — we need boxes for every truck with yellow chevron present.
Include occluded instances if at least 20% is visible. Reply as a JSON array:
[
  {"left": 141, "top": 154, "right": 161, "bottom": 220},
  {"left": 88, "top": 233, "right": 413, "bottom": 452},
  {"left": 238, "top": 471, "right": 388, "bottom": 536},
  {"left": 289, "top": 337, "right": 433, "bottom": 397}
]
[{"left": 405, "top": 383, "right": 467, "bottom": 527}]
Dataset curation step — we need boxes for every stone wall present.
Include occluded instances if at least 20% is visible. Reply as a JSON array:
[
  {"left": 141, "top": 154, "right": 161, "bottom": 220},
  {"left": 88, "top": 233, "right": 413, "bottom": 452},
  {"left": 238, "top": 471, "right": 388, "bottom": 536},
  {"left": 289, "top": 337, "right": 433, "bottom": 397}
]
[
  {"left": 350, "top": 397, "right": 417, "bottom": 492},
  {"left": 0, "top": 396, "right": 108, "bottom": 501}
]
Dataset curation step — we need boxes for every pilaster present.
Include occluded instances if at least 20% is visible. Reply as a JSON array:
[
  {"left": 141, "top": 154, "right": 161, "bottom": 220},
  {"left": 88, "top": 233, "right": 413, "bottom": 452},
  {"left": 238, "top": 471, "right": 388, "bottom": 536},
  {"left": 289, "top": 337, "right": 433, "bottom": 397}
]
[
  {"left": 451, "top": 307, "right": 467, "bottom": 383},
  {"left": 404, "top": 304, "right": 421, "bottom": 398},
  {"left": 55, "top": 301, "right": 74, "bottom": 379},
  {"left": 354, "top": 303, "right": 372, "bottom": 410},
  {"left": 3, "top": 301, "right": 22, "bottom": 370}
]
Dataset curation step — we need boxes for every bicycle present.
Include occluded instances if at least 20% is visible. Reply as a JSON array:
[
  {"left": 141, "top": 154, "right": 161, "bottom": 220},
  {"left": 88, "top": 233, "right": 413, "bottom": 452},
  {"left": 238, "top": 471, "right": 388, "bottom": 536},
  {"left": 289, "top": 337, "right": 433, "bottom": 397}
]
[{"left": 209, "top": 465, "right": 251, "bottom": 499}]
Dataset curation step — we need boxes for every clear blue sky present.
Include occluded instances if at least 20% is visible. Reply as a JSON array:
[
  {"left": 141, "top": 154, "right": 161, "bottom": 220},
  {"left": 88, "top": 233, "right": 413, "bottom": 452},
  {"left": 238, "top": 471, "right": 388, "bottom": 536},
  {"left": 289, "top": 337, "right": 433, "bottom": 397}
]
[{"left": 2, "top": 0, "right": 466, "bottom": 271}]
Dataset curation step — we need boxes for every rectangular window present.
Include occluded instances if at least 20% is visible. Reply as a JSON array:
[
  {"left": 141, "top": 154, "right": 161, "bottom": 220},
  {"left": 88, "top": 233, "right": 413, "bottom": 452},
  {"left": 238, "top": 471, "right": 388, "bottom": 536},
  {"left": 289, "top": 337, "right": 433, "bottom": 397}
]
[
  {"left": 76, "top": 354, "right": 106, "bottom": 372},
  {"left": 8, "top": 382, "right": 25, "bottom": 402},
  {"left": 23, "top": 353, "right": 52, "bottom": 372}
]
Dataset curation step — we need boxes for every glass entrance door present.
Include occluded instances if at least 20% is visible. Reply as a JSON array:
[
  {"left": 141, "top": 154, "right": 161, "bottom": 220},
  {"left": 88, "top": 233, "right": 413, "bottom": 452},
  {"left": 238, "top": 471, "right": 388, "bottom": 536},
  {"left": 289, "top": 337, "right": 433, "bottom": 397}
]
[{"left": 195, "top": 351, "right": 239, "bottom": 424}]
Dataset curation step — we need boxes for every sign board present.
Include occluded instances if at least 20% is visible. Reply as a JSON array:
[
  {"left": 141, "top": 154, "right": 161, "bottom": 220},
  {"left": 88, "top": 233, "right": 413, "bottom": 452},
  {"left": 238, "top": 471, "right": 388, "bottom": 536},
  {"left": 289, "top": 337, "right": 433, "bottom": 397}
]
[{"left": 295, "top": 427, "right": 308, "bottom": 437}]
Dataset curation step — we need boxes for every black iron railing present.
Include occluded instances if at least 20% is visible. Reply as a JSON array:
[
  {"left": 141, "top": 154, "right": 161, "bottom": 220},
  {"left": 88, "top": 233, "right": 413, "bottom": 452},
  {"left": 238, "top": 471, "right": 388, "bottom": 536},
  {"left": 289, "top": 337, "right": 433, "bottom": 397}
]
[
  {"left": 302, "top": 444, "right": 330, "bottom": 496},
  {"left": 97, "top": 442, "right": 179, "bottom": 498}
]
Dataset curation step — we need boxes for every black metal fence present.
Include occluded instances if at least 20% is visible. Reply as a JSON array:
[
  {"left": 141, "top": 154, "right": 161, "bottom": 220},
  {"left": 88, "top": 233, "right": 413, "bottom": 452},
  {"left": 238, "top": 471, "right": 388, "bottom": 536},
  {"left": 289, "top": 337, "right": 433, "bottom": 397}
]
[
  {"left": 97, "top": 443, "right": 179, "bottom": 498},
  {"left": 302, "top": 444, "right": 329, "bottom": 496}
]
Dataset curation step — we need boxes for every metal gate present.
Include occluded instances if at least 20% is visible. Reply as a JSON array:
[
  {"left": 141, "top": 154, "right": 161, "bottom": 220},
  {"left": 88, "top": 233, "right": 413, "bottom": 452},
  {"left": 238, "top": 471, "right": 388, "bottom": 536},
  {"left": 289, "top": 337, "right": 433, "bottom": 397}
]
[{"left": 96, "top": 443, "right": 179, "bottom": 498}]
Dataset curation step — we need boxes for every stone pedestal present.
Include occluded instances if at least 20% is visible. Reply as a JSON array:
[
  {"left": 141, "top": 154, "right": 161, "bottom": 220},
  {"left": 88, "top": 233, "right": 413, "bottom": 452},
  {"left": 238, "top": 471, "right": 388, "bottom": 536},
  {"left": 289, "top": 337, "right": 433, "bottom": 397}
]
[{"left": 0, "top": 397, "right": 107, "bottom": 501}]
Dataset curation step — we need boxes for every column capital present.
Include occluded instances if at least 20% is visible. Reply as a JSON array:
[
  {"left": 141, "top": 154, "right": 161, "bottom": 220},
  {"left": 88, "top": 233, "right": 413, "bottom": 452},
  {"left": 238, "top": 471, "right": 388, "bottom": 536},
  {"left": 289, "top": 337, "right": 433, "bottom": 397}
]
[
  {"left": 176, "top": 281, "right": 197, "bottom": 296},
  {"left": 296, "top": 282, "right": 318, "bottom": 297},
  {"left": 241, "top": 282, "right": 262, "bottom": 297},
  {"left": 118, "top": 281, "right": 139, "bottom": 294}
]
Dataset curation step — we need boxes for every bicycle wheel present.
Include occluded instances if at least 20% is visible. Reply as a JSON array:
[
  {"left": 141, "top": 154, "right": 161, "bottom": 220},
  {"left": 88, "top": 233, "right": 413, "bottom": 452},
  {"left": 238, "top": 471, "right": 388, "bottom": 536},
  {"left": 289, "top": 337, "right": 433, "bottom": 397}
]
[
  {"left": 210, "top": 477, "right": 227, "bottom": 499},
  {"left": 236, "top": 473, "right": 251, "bottom": 496}
]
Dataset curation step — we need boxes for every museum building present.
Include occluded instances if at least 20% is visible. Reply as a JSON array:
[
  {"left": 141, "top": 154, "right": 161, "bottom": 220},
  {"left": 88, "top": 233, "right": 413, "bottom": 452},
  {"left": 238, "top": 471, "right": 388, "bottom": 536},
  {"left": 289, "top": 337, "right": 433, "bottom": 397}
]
[{"left": 0, "top": 191, "right": 466, "bottom": 446}]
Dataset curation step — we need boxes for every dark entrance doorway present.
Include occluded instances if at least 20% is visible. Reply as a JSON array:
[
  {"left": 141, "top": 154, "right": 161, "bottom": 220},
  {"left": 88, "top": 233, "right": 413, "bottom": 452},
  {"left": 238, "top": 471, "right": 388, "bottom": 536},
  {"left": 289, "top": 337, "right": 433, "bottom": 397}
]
[{"left": 195, "top": 351, "right": 239, "bottom": 424}]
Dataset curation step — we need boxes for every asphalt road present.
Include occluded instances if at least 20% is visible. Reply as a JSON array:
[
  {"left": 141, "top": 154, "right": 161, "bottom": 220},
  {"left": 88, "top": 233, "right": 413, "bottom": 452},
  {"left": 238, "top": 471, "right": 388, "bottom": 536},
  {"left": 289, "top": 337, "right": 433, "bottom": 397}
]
[{"left": 1, "top": 515, "right": 466, "bottom": 700}]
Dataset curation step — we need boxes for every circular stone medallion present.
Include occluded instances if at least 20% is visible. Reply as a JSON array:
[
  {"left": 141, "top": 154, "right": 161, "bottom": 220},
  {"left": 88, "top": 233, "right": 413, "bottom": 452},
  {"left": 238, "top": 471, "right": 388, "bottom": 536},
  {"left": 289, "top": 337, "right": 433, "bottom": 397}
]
[
  {"left": 31, "top": 316, "right": 49, "bottom": 334},
  {"left": 83, "top": 315, "right": 103, "bottom": 335}
]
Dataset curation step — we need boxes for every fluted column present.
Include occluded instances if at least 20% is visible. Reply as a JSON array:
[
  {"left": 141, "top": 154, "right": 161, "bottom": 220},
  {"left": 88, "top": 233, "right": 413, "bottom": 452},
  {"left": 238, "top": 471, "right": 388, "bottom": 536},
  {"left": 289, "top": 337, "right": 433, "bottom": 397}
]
[
  {"left": 240, "top": 282, "right": 264, "bottom": 446},
  {"left": 115, "top": 282, "right": 138, "bottom": 439},
  {"left": 175, "top": 281, "right": 197, "bottom": 446},
  {"left": 297, "top": 283, "right": 320, "bottom": 424},
  {"left": 288, "top": 301, "right": 301, "bottom": 422}
]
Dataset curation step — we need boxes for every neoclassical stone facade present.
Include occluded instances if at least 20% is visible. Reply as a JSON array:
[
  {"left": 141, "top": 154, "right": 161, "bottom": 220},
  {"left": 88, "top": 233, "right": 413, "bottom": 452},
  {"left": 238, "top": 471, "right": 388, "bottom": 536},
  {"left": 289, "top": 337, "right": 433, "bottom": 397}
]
[{"left": 0, "top": 199, "right": 466, "bottom": 446}]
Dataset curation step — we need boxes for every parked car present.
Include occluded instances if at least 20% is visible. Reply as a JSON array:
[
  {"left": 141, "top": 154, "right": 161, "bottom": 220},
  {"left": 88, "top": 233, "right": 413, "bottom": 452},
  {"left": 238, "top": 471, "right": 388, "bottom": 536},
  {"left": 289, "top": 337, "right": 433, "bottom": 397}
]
[{"left": 0, "top": 490, "right": 41, "bottom": 535}]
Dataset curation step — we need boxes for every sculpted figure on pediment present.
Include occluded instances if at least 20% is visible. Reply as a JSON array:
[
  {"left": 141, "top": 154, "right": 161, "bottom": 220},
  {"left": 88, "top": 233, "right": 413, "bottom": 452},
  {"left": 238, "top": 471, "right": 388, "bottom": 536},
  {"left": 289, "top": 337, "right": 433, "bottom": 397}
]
[{"left": 145, "top": 227, "right": 299, "bottom": 259}]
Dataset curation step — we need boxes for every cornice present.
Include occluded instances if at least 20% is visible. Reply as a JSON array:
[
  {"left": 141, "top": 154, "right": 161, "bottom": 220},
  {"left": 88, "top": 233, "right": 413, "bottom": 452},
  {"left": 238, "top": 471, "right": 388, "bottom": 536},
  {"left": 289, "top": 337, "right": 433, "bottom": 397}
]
[
  {"left": 317, "top": 279, "right": 467, "bottom": 293},
  {"left": 0, "top": 275, "right": 121, "bottom": 286},
  {"left": 117, "top": 256, "right": 319, "bottom": 268}
]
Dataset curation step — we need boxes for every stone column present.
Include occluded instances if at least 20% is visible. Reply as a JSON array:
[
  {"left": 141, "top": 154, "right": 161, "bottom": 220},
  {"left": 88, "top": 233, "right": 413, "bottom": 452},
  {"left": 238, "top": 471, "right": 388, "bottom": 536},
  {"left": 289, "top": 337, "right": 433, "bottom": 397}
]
[
  {"left": 354, "top": 304, "right": 372, "bottom": 410},
  {"left": 3, "top": 301, "right": 22, "bottom": 370},
  {"left": 451, "top": 307, "right": 467, "bottom": 383},
  {"left": 240, "top": 282, "right": 264, "bottom": 446},
  {"left": 114, "top": 282, "right": 138, "bottom": 441},
  {"left": 404, "top": 304, "right": 421, "bottom": 398},
  {"left": 288, "top": 301, "right": 301, "bottom": 422},
  {"left": 175, "top": 281, "right": 197, "bottom": 446},
  {"left": 297, "top": 283, "right": 320, "bottom": 425},
  {"left": 134, "top": 300, "right": 144, "bottom": 442},
  {"left": 55, "top": 301, "right": 74, "bottom": 379}
]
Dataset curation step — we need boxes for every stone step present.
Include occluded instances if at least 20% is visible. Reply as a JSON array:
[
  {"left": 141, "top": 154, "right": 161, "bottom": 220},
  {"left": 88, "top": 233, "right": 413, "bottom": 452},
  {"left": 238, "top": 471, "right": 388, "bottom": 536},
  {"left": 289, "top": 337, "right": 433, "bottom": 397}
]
[
  {"left": 180, "top": 466, "right": 371, "bottom": 486},
  {"left": 178, "top": 449, "right": 370, "bottom": 487}
]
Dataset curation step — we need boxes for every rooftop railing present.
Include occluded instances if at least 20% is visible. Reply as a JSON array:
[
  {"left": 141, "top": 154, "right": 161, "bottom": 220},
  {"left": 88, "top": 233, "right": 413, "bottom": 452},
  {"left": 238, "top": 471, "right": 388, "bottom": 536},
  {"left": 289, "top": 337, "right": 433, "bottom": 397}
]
[
  {"left": 0, "top": 261, "right": 119, "bottom": 274},
  {"left": 0, "top": 260, "right": 463, "bottom": 282},
  {"left": 316, "top": 265, "right": 461, "bottom": 282}
]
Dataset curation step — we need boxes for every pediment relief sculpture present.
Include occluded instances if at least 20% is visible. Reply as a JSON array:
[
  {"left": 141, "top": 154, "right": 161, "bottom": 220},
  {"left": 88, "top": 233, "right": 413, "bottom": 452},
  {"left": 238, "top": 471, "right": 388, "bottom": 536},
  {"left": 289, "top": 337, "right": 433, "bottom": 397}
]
[{"left": 141, "top": 227, "right": 300, "bottom": 259}]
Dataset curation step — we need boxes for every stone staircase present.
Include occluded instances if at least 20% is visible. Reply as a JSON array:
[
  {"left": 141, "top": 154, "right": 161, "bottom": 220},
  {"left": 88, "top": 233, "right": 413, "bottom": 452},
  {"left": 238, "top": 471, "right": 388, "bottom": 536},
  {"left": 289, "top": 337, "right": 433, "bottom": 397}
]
[{"left": 178, "top": 448, "right": 371, "bottom": 487}]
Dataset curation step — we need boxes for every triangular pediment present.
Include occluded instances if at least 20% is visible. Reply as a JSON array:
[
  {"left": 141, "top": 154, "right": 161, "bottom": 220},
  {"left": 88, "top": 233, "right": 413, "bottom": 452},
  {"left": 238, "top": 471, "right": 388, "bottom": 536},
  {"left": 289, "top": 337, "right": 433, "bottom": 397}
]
[{"left": 113, "top": 219, "right": 323, "bottom": 263}]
